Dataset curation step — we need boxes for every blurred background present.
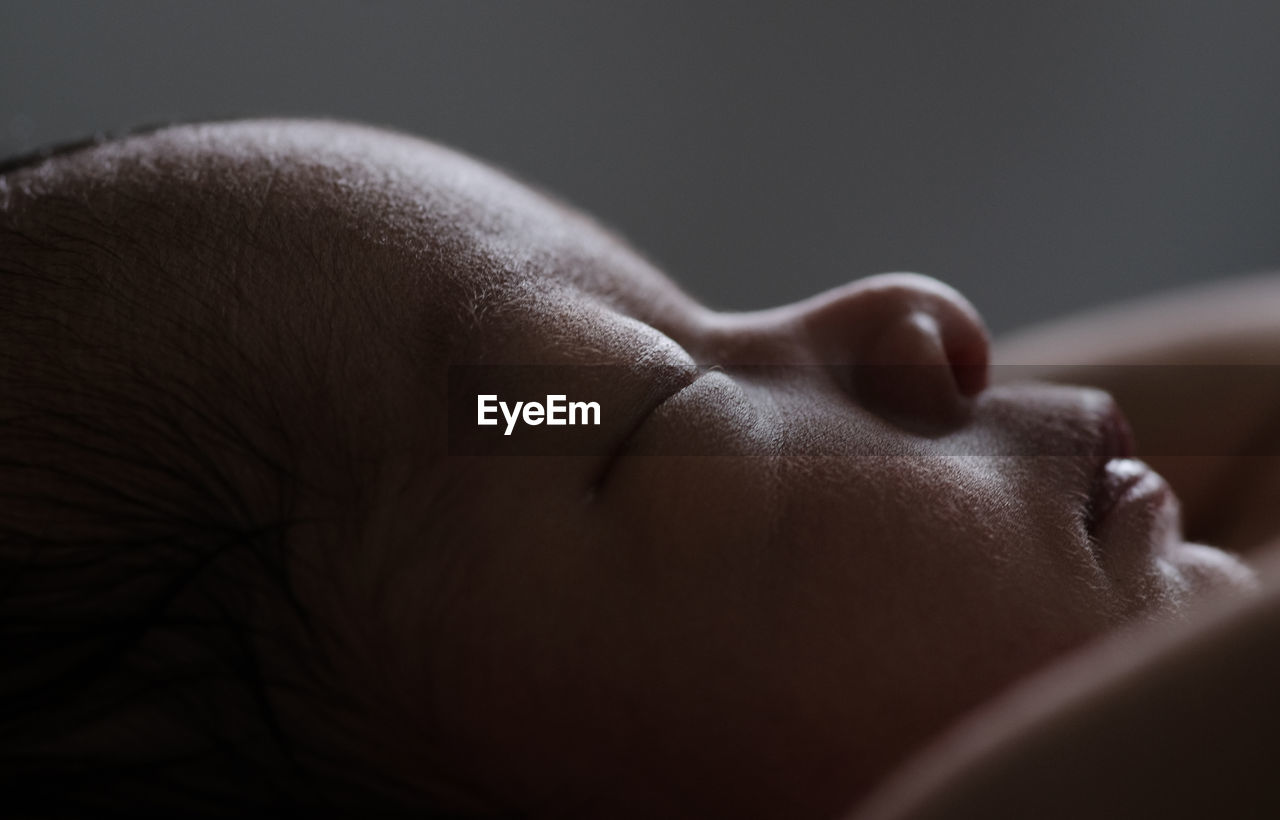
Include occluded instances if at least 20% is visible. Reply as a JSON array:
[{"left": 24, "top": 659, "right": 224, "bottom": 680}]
[{"left": 3, "top": 0, "right": 1278, "bottom": 334}]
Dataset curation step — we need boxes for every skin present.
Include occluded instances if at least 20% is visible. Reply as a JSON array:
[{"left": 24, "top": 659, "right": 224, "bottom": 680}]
[
  {"left": 838, "top": 285, "right": 1280, "bottom": 819},
  {"left": 852, "top": 555, "right": 1280, "bottom": 820},
  {"left": 0, "top": 120, "right": 1259, "bottom": 818}
]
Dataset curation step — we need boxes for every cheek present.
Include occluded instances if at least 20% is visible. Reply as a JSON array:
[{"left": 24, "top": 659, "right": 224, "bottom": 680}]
[
  {"left": 573, "top": 453, "right": 1130, "bottom": 802},
  {"left": 597, "top": 454, "right": 781, "bottom": 579},
  {"left": 768, "top": 456, "right": 1121, "bottom": 699},
  {"left": 582, "top": 457, "right": 785, "bottom": 688}
]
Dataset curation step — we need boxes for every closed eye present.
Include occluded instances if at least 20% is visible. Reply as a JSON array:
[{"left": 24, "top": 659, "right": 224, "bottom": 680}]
[{"left": 591, "top": 364, "right": 708, "bottom": 492}]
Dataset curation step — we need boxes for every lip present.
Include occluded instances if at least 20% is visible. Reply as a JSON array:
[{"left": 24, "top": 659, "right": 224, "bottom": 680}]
[
  {"left": 1087, "top": 457, "right": 1157, "bottom": 531},
  {"left": 1082, "top": 394, "right": 1180, "bottom": 555},
  {"left": 1097, "top": 399, "right": 1136, "bottom": 462},
  {"left": 1084, "top": 400, "right": 1135, "bottom": 532},
  {"left": 1083, "top": 401, "right": 1176, "bottom": 548},
  {"left": 1086, "top": 457, "right": 1178, "bottom": 552}
]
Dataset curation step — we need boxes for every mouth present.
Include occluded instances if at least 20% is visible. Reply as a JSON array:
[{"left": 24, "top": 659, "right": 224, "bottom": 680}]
[
  {"left": 1083, "top": 401, "right": 1176, "bottom": 548},
  {"left": 1084, "top": 401, "right": 1136, "bottom": 537}
]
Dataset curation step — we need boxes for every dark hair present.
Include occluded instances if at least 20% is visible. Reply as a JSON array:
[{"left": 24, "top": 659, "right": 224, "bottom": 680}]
[{"left": 0, "top": 141, "right": 488, "bottom": 817}]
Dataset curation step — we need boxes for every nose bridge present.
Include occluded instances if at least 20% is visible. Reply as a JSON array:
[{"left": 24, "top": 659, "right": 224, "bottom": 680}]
[{"left": 695, "top": 304, "right": 818, "bottom": 367}]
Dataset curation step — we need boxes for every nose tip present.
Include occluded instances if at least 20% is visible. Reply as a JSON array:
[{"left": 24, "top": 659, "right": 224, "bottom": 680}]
[{"left": 801, "top": 272, "right": 991, "bottom": 431}]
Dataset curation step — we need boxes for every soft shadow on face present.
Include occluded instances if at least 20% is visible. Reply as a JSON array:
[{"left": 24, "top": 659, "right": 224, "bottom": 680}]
[{"left": 4, "top": 120, "right": 1257, "bottom": 819}]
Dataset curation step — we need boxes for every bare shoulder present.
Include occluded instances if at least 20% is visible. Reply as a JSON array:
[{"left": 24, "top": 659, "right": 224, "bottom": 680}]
[{"left": 850, "top": 552, "right": 1280, "bottom": 820}]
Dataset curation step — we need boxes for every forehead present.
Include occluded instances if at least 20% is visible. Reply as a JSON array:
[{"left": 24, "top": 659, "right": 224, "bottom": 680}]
[
  {"left": 6, "top": 118, "right": 700, "bottom": 332},
  {"left": 113, "top": 121, "right": 698, "bottom": 343}
]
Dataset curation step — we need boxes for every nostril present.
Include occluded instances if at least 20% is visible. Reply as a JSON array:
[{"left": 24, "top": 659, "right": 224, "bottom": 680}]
[
  {"left": 859, "top": 274, "right": 991, "bottom": 400},
  {"left": 943, "top": 320, "right": 990, "bottom": 398},
  {"left": 918, "top": 285, "right": 990, "bottom": 399},
  {"left": 856, "top": 310, "right": 973, "bottom": 431},
  {"left": 790, "top": 271, "right": 991, "bottom": 429}
]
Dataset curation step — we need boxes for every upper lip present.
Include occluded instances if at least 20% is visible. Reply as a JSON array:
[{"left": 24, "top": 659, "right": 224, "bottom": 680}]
[
  {"left": 1084, "top": 398, "right": 1138, "bottom": 537},
  {"left": 1098, "top": 398, "right": 1136, "bottom": 463}
]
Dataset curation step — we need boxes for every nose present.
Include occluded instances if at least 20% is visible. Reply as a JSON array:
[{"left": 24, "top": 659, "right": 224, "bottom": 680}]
[{"left": 778, "top": 272, "right": 990, "bottom": 431}]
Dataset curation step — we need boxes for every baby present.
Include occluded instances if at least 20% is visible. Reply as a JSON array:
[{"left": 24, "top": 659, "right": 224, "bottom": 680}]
[{"left": 0, "top": 120, "right": 1261, "bottom": 818}]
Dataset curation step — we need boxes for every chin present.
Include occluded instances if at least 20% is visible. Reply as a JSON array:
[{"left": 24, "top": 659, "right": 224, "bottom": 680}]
[{"left": 1156, "top": 542, "right": 1259, "bottom": 613}]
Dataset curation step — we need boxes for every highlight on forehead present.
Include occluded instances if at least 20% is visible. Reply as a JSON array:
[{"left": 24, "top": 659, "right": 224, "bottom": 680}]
[
  {"left": 0, "top": 117, "right": 717, "bottom": 811},
  {"left": 1, "top": 118, "right": 706, "bottom": 456},
  {"left": 0, "top": 116, "right": 721, "bottom": 554},
  {"left": 2, "top": 118, "right": 699, "bottom": 325},
  {"left": 0, "top": 119, "right": 192, "bottom": 176},
  {"left": 0, "top": 122, "right": 480, "bottom": 515},
  {"left": 0, "top": 121, "right": 506, "bottom": 810}
]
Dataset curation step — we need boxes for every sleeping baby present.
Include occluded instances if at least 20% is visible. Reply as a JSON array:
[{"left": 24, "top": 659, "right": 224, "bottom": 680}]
[{"left": 0, "top": 120, "right": 1264, "bottom": 818}]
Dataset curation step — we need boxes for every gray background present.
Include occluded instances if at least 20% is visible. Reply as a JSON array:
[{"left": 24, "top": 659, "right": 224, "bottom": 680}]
[{"left": 3, "top": 0, "right": 1279, "bottom": 334}]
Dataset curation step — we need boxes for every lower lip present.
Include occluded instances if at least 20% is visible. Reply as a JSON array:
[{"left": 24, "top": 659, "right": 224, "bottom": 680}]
[{"left": 1089, "top": 458, "right": 1177, "bottom": 551}]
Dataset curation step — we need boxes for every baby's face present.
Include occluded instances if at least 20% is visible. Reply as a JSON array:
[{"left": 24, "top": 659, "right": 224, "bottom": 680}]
[{"left": 9, "top": 121, "right": 1255, "bottom": 817}]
